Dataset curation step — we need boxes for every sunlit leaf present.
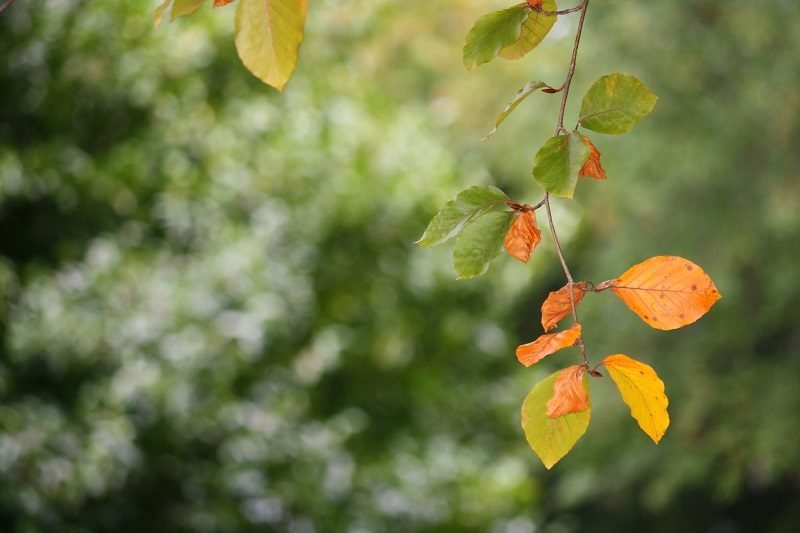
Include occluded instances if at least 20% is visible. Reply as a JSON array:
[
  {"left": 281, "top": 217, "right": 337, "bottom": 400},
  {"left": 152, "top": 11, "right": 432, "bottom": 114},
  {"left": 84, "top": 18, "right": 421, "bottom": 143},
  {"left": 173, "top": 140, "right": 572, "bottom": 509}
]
[
  {"left": 484, "top": 81, "right": 555, "bottom": 141},
  {"left": 154, "top": 0, "right": 205, "bottom": 26},
  {"left": 579, "top": 73, "right": 658, "bottom": 134},
  {"left": 532, "top": 132, "right": 591, "bottom": 198},
  {"left": 453, "top": 210, "right": 515, "bottom": 279},
  {"left": 541, "top": 281, "right": 587, "bottom": 332},
  {"left": 601, "top": 256, "right": 721, "bottom": 330},
  {"left": 546, "top": 365, "right": 590, "bottom": 418},
  {"left": 463, "top": 5, "right": 529, "bottom": 71},
  {"left": 578, "top": 135, "right": 607, "bottom": 179},
  {"left": 234, "top": 0, "right": 308, "bottom": 91},
  {"left": 516, "top": 322, "right": 581, "bottom": 367},
  {"left": 497, "top": 0, "right": 557, "bottom": 61},
  {"left": 503, "top": 209, "right": 541, "bottom": 263},
  {"left": 416, "top": 186, "right": 509, "bottom": 247},
  {"left": 602, "top": 354, "right": 669, "bottom": 443},
  {"left": 521, "top": 369, "right": 591, "bottom": 469}
]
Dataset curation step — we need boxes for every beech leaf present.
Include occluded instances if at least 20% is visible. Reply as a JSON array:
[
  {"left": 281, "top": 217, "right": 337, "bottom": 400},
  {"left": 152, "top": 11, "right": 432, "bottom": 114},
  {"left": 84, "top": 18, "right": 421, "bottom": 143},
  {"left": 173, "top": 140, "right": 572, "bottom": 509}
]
[
  {"left": 214, "top": 0, "right": 236, "bottom": 6},
  {"left": 541, "top": 281, "right": 587, "bottom": 332},
  {"left": 416, "top": 186, "right": 509, "bottom": 248},
  {"left": 154, "top": 0, "right": 205, "bottom": 26},
  {"left": 497, "top": 0, "right": 558, "bottom": 61},
  {"left": 521, "top": 369, "right": 591, "bottom": 469},
  {"left": 579, "top": 73, "right": 658, "bottom": 135},
  {"left": 532, "top": 132, "right": 591, "bottom": 198},
  {"left": 578, "top": 135, "right": 607, "bottom": 179},
  {"left": 453, "top": 210, "right": 515, "bottom": 279},
  {"left": 484, "top": 81, "right": 554, "bottom": 141},
  {"left": 546, "top": 365, "right": 590, "bottom": 418},
  {"left": 516, "top": 322, "right": 581, "bottom": 367},
  {"left": 234, "top": 0, "right": 308, "bottom": 91},
  {"left": 463, "top": 5, "right": 530, "bottom": 71},
  {"left": 503, "top": 210, "right": 541, "bottom": 263},
  {"left": 603, "top": 256, "right": 721, "bottom": 330},
  {"left": 602, "top": 354, "right": 669, "bottom": 443}
]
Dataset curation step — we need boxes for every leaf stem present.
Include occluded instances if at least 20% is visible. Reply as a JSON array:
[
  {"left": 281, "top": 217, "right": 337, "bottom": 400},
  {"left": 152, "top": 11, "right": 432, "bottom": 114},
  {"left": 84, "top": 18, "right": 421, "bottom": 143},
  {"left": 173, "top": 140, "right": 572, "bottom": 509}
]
[
  {"left": 541, "top": 0, "right": 591, "bottom": 365},
  {"left": 532, "top": 4, "right": 585, "bottom": 17}
]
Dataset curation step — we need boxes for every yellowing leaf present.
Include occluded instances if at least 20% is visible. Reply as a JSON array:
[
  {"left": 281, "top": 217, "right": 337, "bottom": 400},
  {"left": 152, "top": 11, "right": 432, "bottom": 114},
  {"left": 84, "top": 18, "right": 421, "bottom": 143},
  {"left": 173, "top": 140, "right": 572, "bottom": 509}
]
[
  {"left": 579, "top": 135, "right": 607, "bottom": 180},
  {"left": 602, "top": 256, "right": 721, "bottom": 330},
  {"left": 541, "top": 281, "right": 587, "bottom": 332},
  {"left": 498, "top": 0, "right": 557, "bottom": 61},
  {"left": 516, "top": 323, "right": 581, "bottom": 367},
  {"left": 522, "top": 369, "right": 591, "bottom": 469},
  {"left": 234, "top": 0, "right": 308, "bottom": 91},
  {"left": 546, "top": 365, "right": 590, "bottom": 418},
  {"left": 602, "top": 354, "right": 669, "bottom": 443},
  {"left": 503, "top": 209, "right": 541, "bottom": 263}
]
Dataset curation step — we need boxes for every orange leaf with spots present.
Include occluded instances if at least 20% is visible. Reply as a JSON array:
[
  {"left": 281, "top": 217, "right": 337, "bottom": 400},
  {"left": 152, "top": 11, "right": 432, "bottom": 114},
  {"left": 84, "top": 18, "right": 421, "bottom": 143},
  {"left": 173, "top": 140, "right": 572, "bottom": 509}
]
[
  {"left": 541, "top": 281, "right": 588, "bottom": 332},
  {"left": 546, "top": 365, "right": 590, "bottom": 418},
  {"left": 504, "top": 209, "right": 541, "bottom": 263},
  {"left": 516, "top": 323, "right": 581, "bottom": 367},
  {"left": 599, "top": 256, "right": 721, "bottom": 330},
  {"left": 579, "top": 135, "right": 607, "bottom": 179},
  {"left": 602, "top": 354, "right": 669, "bottom": 443},
  {"left": 214, "top": 0, "right": 236, "bottom": 6}
]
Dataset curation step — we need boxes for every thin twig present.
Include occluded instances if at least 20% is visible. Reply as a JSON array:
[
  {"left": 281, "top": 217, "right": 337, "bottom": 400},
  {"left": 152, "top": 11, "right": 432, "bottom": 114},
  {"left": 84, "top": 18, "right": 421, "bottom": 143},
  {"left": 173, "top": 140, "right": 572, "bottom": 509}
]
[
  {"left": 532, "top": 4, "right": 585, "bottom": 16},
  {"left": 541, "top": 0, "right": 592, "bottom": 366},
  {"left": 0, "top": 0, "right": 16, "bottom": 14}
]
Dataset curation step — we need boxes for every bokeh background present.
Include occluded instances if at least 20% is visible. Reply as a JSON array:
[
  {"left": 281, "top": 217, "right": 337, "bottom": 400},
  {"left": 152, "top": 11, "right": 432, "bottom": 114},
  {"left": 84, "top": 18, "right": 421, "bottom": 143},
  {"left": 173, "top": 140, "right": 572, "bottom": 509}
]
[{"left": 1, "top": 0, "right": 799, "bottom": 531}]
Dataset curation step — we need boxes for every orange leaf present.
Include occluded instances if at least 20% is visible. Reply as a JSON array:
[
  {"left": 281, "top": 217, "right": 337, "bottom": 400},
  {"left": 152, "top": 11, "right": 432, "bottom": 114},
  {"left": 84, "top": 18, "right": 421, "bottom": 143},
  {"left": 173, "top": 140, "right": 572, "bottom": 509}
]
[
  {"left": 516, "top": 323, "right": 581, "bottom": 367},
  {"left": 602, "top": 354, "right": 669, "bottom": 443},
  {"left": 604, "top": 256, "right": 721, "bottom": 330},
  {"left": 541, "top": 281, "right": 587, "bottom": 332},
  {"left": 546, "top": 365, "right": 590, "bottom": 418},
  {"left": 527, "top": 0, "right": 545, "bottom": 6},
  {"left": 578, "top": 135, "right": 607, "bottom": 179},
  {"left": 214, "top": 0, "right": 236, "bottom": 6},
  {"left": 503, "top": 209, "right": 541, "bottom": 263}
]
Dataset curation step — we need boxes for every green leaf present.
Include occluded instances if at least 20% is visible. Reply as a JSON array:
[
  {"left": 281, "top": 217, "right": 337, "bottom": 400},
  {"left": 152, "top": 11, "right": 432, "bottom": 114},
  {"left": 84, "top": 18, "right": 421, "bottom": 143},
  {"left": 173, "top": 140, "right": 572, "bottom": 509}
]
[
  {"left": 172, "top": 0, "right": 205, "bottom": 20},
  {"left": 497, "top": 0, "right": 558, "bottom": 61},
  {"left": 453, "top": 210, "right": 515, "bottom": 279},
  {"left": 234, "top": 0, "right": 308, "bottom": 91},
  {"left": 416, "top": 186, "right": 509, "bottom": 247},
  {"left": 521, "top": 369, "right": 591, "bottom": 469},
  {"left": 578, "top": 73, "right": 659, "bottom": 134},
  {"left": 463, "top": 5, "right": 529, "bottom": 71},
  {"left": 532, "top": 132, "right": 591, "bottom": 198},
  {"left": 484, "top": 81, "right": 554, "bottom": 141}
]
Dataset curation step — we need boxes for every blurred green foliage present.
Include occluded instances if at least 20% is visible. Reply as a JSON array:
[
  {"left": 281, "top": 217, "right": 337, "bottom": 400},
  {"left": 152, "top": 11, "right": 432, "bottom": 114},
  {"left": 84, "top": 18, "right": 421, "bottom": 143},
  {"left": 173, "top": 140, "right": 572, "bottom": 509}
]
[{"left": 1, "top": 0, "right": 799, "bottom": 531}]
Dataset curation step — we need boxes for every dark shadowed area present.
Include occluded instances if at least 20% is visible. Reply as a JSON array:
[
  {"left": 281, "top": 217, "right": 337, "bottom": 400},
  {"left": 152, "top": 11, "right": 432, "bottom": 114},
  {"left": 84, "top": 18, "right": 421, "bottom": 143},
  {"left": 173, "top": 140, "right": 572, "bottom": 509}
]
[{"left": 1, "top": 0, "right": 799, "bottom": 531}]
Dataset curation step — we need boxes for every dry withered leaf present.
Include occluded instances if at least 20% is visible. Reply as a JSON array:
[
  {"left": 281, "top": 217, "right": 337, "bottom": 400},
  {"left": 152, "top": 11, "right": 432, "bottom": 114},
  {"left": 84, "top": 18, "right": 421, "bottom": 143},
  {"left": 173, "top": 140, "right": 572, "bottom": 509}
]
[
  {"left": 603, "top": 256, "right": 721, "bottom": 330},
  {"left": 541, "top": 281, "right": 588, "bottom": 332},
  {"left": 516, "top": 322, "right": 581, "bottom": 367},
  {"left": 579, "top": 135, "right": 607, "bottom": 179},
  {"left": 546, "top": 365, "right": 590, "bottom": 418},
  {"left": 504, "top": 209, "right": 541, "bottom": 263}
]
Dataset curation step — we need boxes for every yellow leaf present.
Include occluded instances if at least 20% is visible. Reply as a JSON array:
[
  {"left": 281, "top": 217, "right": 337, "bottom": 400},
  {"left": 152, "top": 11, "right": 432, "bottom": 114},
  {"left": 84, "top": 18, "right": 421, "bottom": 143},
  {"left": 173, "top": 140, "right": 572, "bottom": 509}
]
[
  {"left": 546, "top": 365, "right": 590, "bottom": 418},
  {"left": 602, "top": 354, "right": 669, "bottom": 443},
  {"left": 234, "top": 0, "right": 308, "bottom": 91},
  {"left": 498, "top": 0, "right": 557, "bottom": 61},
  {"left": 521, "top": 369, "right": 591, "bottom": 469},
  {"left": 604, "top": 255, "right": 721, "bottom": 330},
  {"left": 516, "top": 323, "right": 581, "bottom": 367}
]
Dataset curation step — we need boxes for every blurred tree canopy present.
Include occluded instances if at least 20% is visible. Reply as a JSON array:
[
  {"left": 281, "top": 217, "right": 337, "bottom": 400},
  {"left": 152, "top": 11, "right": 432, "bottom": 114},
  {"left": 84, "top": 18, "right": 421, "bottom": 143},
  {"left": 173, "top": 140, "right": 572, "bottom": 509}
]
[{"left": 1, "top": 0, "right": 799, "bottom": 531}]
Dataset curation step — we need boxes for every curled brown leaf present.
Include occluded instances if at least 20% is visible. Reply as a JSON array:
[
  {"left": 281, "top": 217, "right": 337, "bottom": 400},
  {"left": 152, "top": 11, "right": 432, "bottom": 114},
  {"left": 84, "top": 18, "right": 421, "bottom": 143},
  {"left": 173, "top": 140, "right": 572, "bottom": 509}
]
[
  {"left": 546, "top": 365, "right": 590, "bottom": 418},
  {"left": 516, "top": 323, "right": 582, "bottom": 367},
  {"left": 579, "top": 135, "right": 607, "bottom": 180},
  {"left": 504, "top": 209, "right": 541, "bottom": 263},
  {"left": 541, "top": 281, "right": 587, "bottom": 332}
]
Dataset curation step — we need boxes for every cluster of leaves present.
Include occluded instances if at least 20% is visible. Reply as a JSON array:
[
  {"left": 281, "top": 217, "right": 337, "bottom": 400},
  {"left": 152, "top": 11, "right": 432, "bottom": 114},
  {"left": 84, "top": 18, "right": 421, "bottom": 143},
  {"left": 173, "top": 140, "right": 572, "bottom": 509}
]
[
  {"left": 155, "top": 0, "right": 307, "bottom": 90},
  {"left": 418, "top": 1, "right": 722, "bottom": 467}
]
